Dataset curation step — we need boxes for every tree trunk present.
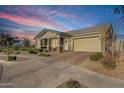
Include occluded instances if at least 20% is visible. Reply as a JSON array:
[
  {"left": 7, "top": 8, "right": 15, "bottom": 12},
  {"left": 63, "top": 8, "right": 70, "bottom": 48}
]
[
  {"left": 119, "top": 40, "right": 121, "bottom": 52},
  {"left": 117, "top": 40, "right": 121, "bottom": 63}
]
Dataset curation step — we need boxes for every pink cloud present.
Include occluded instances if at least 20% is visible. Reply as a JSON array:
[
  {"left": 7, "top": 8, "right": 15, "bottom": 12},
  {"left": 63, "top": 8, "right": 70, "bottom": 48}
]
[
  {"left": 0, "top": 13, "right": 67, "bottom": 31},
  {"left": 48, "top": 9, "right": 80, "bottom": 20},
  {"left": 8, "top": 30, "right": 36, "bottom": 44},
  {"left": 55, "top": 12, "right": 80, "bottom": 19}
]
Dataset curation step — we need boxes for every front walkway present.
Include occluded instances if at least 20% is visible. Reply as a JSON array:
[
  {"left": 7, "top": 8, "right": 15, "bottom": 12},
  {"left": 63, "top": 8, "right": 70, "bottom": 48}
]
[{"left": 0, "top": 54, "right": 124, "bottom": 88}]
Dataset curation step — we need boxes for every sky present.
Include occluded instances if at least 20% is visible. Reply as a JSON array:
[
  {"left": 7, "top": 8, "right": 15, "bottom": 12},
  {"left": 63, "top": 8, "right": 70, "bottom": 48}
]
[{"left": 0, "top": 5, "right": 124, "bottom": 42}]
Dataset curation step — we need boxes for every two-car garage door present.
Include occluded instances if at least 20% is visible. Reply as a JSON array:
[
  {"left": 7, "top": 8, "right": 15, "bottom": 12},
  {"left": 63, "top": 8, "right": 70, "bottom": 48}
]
[{"left": 73, "top": 37, "right": 101, "bottom": 52}]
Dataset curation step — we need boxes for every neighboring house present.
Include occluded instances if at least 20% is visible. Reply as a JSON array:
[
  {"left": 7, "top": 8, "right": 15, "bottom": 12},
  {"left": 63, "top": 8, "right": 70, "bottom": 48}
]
[
  {"left": 34, "top": 23, "right": 116, "bottom": 53},
  {"left": 12, "top": 40, "right": 23, "bottom": 46},
  {"left": 116, "top": 39, "right": 124, "bottom": 52},
  {"left": 116, "top": 34, "right": 124, "bottom": 52}
]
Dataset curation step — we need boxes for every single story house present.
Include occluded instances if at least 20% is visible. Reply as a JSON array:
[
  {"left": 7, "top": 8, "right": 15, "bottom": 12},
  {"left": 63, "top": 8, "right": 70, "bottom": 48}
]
[{"left": 34, "top": 23, "right": 122, "bottom": 53}]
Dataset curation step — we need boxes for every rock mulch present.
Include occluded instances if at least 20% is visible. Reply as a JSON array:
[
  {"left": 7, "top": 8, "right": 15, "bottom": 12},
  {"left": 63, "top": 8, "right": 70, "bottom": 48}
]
[{"left": 56, "top": 79, "right": 88, "bottom": 88}]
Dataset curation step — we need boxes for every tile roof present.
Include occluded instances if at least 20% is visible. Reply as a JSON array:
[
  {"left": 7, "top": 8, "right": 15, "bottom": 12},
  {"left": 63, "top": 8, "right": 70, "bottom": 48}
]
[
  {"left": 67, "top": 23, "right": 111, "bottom": 36},
  {"left": 34, "top": 23, "right": 112, "bottom": 39}
]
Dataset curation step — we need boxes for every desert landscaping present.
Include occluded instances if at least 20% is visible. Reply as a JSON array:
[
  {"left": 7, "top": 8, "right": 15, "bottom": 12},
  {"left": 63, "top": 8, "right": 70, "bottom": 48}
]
[{"left": 0, "top": 48, "right": 124, "bottom": 87}]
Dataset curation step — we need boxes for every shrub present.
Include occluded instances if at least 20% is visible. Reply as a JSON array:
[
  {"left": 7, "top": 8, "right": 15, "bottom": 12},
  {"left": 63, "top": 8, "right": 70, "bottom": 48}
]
[
  {"left": 38, "top": 48, "right": 43, "bottom": 52},
  {"left": 101, "top": 57, "right": 116, "bottom": 69},
  {"left": 22, "top": 47, "right": 27, "bottom": 51},
  {"left": 90, "top": 55, "right": 98, "bottom": 61},
  {"left": 14, "top": 51, "right": 20, "bottom": 54},
  {"left": 8, "top": 56, "right": 17, "bottom": 61},
  {"left": 8, "top": 51, "right": 14, "bottom": 54},
  {"left": 14, "top": 46, "right": 19, "bottom": 51},
  {"left": 28, "top": 48, "right": 38, "bottom": 54},
  {"left": 0, "top": 47, "right": 6, "bottom": 52},
  {"left": 66, "top": 79, "right": 81, "bottom": 88},
  {"left": 33, "top": 50, "right": 38, "bottom": 54},
  {"left": 90, "top": 52, "right": 103, "bottom": 61},
  {"left": 21, "top": 47, "right": 29, "bottom": 51},
  {"left": 38, "top": 52, "right": 50, "bottom": 57},
  {"left": 43, "top": 48, "right": 48, "bottom": 52},
  {"left": 28, "top": 50, "right": 32, "bottom": 54},
  {"left": 95, "top": 52, "right": 103, "bottom": 58}
]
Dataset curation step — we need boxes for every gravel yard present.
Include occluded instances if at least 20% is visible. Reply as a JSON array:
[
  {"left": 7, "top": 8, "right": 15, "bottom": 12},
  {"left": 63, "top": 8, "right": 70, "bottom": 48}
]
[
  {"left": 0, "top": 52, "right": 124, "bottom": 87},
  {"left": 49, "top": 52, "right": 124, "bottom": 80},
  {"left": 50, "top": 52, "right": 89, "bottom": 65},
  {"left": 77, "top": 53, "right": 124, "bottom": 80}
]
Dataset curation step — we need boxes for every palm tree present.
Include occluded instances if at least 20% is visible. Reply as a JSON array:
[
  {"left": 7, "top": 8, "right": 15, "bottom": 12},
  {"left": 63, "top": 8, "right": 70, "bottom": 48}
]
[{"left": 0, "top": 33, "right": 17, "bottom": 60}]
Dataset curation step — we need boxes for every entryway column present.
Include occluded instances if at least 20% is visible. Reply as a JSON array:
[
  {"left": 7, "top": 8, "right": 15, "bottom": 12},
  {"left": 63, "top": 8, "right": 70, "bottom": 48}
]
[
  {"left": 37, "top": 39, "right": 41, "bottom": 49},
  {"left": 42, "top": 39, "right": 44, "bottom": 47},
  {"left": 47, "top": 38, "right": 50, "bottom": 51},
  {"left": 57, "top": 35, "right": 62, "bottom": 53}
]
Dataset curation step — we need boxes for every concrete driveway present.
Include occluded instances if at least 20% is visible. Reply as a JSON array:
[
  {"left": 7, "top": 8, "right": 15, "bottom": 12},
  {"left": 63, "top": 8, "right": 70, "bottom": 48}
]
[{"left": 1, "top": 54, "right": 124, "bottom": 88}]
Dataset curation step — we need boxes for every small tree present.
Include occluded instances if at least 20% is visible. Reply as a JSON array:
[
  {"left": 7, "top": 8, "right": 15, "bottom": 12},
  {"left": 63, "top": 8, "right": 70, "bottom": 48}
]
[
  {"left": 113, "top": 6, "right": 124, "bottom": 64},
  {"left": 0, "top": 33, "right": 17, "bottom": 60},
  {"left": 114, "top": 5, "right": 124, "bottom": 20},
  {"left": 100, "top": 6, "right": 124, "bottom": 67}
]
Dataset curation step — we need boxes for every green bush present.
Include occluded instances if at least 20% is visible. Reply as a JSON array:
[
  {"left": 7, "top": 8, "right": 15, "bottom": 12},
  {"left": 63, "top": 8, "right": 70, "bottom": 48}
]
[
  {"left": 14, "top": 46, "right": 19, "bottom": 51},
  {"left": 14, "top": 51, "right": 20, "bottom": 54},
  {"left": 101, "top": 57, "right": 116, "bottom": 69},
  {"left": 8, "top": 56, "right": 17, "bottom": 61},
  {"left": 22, "top": 48, "right": 27, "bottom": 51},
  {"left": 90, "top": 52, "right": 103, "bottom": 61},
  {"left": 38, "top": 52, "right": 50, "bottom": 57},
  {"left": 95, "top": 52, "right": 103, "bottom": 58},
  {"left": 90, "top": 55, "right": 98, "bottom": 61},
  {"left": 28, "top": 50, "right": 32, "bottom": 53},
  {"left": 21, "top": 47, "right": 29, "bottom": 51},
  {"left": 8, "top": 51, "right": 14, "bottom": 54},
  {"left": 28, "top": 48, "right": 38, "bottom": 54},
  {"left": 66, "top": 79, "right": 81, "bottom": 88},
  {"left": 38, "top": 48, "right": 43, "bottom": 52},
  {"left": 0, "top": 47, "right": 6, "bottom": 52},
  {"left": 43, "top": 48, "right": 48, "bottom": 52}
]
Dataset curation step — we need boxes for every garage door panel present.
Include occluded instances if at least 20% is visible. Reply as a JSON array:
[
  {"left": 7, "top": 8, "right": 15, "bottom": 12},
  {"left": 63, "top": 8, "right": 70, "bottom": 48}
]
[{"left": 74, "top": 37, "right": 101, "bottom": 52}]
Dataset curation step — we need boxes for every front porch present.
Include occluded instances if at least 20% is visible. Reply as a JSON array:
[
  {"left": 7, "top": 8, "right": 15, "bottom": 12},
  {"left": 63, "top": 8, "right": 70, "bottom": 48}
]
[
  {"left": 39, "top": 36, "right": 64, "bottom": 52},
  {"left": 35, "top": 29, "right": 72, "bottom": 52}
]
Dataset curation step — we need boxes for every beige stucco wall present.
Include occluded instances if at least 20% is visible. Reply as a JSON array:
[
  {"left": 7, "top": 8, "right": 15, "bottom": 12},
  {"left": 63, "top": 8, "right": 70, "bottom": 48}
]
[
  {"left": 35, "top": 31, "right": 58, "bottom": 49},
  {"left": 70, "top": 38, "right": 74, "bottom": 51},
  {"left": 41, "top": 31, "right": 57, "bottom": 38},
  {"left": 51, "top": 38, "right": 57, "bottom": 49},
  {"left": 73, "top": 36, "right": 101, "bottom": 52},
  {"left": 35, "top": 38, "right": 41, "bottom": 49},
  {"left": 35, "top": 31, "right": 103, "bottom": 52}
]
